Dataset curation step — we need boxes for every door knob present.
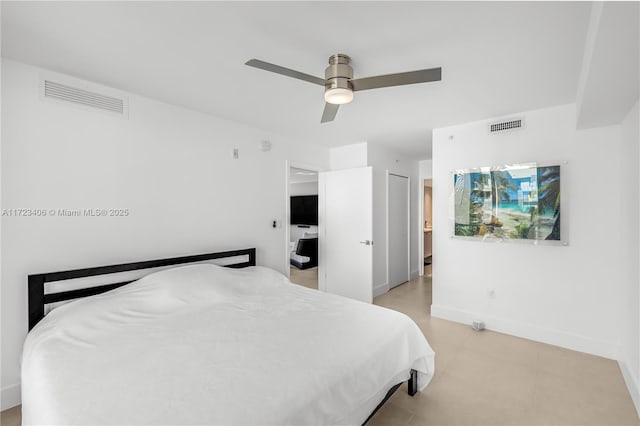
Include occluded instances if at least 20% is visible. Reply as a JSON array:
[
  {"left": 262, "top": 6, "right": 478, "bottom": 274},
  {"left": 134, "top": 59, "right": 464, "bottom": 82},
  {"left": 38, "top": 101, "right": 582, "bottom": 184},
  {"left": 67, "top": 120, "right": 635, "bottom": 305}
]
[{"left": 360, "top": 240, "right": 373, "bottom": 245}]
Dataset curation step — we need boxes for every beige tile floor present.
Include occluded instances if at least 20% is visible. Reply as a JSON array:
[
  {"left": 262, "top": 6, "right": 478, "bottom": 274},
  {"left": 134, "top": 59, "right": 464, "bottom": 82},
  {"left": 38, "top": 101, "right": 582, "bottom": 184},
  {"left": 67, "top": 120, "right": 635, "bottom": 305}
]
[
  {"left": 290, "top": 265, "right": 318, "bottom": 289},
  {"left": 368, "top": 273, "right": 640, "bottom": 426},
  {"left": 3, "top": 270, "right": 639, "bottom": 426},
  {"left": 1, "top": 405, "right": 20, "bottom": 426}
]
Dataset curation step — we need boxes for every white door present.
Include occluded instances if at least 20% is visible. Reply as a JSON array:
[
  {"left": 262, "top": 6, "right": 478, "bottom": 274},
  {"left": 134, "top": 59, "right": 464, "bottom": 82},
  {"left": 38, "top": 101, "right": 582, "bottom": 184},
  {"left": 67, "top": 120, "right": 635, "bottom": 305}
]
[
  {"left": 388, "top": 173, "right": 409, "bottom": 289},
  {"left": 318, "top": 167, "right": 373, "bottom": 303}
]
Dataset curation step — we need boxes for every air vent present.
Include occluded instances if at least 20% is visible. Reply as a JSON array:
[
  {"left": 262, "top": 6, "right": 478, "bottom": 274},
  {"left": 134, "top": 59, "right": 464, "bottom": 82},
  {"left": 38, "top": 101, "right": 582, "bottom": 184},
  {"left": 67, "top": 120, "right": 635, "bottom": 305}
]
[
  {"left": 43, "top": 80, "right": 127, "bottom": 117},
  {"left": 489, "top": 118, "right": 523, "bottom": 133}
]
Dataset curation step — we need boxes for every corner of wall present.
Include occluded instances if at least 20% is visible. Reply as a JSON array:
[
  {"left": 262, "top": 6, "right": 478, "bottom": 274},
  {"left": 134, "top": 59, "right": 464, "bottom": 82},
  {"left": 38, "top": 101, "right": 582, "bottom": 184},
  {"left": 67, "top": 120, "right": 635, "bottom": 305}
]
[
  {"left": 619, "top": 358, "right": 640, "bottom": 418},
  {"left": 575, "top": 1, "right": 603, "bottom": 124},
  {"left": 1, "top": 384, "right": 21, "bottom": 411},
  {"left": 373, "top": 282, "right": 389, "bottom": 298},
  {"left": 410, "top": 269, "right": 419, "bottom": 280}
]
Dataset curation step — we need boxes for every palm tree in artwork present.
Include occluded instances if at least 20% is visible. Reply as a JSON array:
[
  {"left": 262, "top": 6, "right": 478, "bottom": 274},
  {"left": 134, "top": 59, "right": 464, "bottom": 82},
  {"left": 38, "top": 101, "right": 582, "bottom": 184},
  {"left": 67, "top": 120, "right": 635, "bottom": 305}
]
[
  {"left": 537, "top": 166, "right": 561, "bottom": 240},
  {"left": 489, "top": 170, "right": 517, "bottom": 223}
]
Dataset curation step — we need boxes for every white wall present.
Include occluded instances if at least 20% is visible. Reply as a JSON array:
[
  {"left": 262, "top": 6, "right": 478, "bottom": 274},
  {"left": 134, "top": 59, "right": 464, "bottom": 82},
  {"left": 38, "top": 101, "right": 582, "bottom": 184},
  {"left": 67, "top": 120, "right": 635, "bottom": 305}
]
[
  {"left": 419, "top": 159, "right": 432, "bottom": 179},
  {"left": 432, "top": 103, "right": 633, "bottom": 359},
  {"left": 328, "top": 142, "right": 367, "bottom": 170},
  {"left": 619, "top": 100, "right": 640, "bottom": 415},
  {"left": 0, "top": 59, "right": 329, "bottom": 409}
]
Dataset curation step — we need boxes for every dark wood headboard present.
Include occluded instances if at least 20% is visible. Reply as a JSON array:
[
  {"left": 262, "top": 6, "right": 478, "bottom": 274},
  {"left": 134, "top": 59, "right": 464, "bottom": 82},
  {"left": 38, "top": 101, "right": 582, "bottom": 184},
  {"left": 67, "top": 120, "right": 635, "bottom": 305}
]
[{"left": 28, "top": 248, "right": 256, "bottom": 331}]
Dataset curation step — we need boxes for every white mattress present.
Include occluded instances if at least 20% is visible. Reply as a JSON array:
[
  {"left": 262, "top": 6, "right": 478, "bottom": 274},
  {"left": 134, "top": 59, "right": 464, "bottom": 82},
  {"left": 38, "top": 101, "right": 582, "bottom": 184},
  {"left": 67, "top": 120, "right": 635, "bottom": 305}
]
[{"left": 22, "top": 264, "right": 435, "bottom": 425}]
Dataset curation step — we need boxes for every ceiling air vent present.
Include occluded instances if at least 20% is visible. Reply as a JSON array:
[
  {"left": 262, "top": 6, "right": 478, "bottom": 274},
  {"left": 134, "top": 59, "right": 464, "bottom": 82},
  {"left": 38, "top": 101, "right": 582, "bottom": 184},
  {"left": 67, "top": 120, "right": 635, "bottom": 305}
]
[
  {"left": 489, "top": 118, "right": 523, "bottom": 133},
  {"left": 43, "top": 79, "right": 127, "bottom": 117}
]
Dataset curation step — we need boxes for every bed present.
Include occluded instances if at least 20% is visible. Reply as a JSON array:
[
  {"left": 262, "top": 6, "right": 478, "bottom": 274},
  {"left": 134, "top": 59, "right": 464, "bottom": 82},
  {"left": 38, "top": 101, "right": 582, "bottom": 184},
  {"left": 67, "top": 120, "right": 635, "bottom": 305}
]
[{"left": 23, "top": 248, "right": 435, "bottom": 425}]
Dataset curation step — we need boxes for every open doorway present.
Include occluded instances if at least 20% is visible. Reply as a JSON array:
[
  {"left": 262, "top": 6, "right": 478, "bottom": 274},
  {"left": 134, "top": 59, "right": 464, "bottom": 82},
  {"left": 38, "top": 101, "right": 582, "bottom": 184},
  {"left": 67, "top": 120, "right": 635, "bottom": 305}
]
[
  {"left": 288, "top": 166, "right": 318, "bottom": 289},
  {"left": 423, "top": 179, "right": 433, "bottom": 277}
]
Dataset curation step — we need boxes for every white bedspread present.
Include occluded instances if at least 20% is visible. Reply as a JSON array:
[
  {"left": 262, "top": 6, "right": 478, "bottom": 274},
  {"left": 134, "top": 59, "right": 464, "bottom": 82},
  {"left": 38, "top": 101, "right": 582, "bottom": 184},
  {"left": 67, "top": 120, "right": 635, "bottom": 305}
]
[{"left": 22, "top": 264, "right": 434, "bottom": 425}]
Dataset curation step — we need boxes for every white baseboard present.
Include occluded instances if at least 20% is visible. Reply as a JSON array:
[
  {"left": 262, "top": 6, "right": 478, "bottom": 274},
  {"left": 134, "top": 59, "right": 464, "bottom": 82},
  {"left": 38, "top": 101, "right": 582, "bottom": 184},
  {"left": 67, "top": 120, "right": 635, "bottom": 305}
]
[
  {"left": 373, "top": 282, "right": 389, "bottom": 298},
  {"left": 410, "top": 269, "right": 419, "bottom": 280},
  {"left": 1, "top": 383, "right": 21, "bottom": 411},
  {"left": 430, "top": 304, "right": 618, "bottom": 359},
  {"left": 619, "top": 359, "right": 640, "bottom": 418}
]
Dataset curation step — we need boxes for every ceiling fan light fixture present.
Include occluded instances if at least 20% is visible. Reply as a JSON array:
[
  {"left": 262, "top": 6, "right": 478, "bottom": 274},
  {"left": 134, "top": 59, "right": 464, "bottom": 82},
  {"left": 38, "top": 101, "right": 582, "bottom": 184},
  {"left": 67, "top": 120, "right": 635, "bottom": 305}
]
[
  {"left": 245, "top": 53, "right": 442, "bottom": 123},
  {"left": 324, "top": 87, "right": 353, "bottom": 105}
]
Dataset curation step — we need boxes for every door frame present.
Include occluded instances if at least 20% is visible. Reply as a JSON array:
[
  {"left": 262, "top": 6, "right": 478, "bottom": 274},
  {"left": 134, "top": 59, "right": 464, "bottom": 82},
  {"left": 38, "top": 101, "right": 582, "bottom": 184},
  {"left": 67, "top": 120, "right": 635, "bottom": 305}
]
[
  {"left": 386, "top": 171, "right": 411, "bottom": 290},
  {"left": 284, "top": 160, "right": 322, "bottom": 279},
  {"left": 418, "top": 167, "right": 433, "bottom": 277}
]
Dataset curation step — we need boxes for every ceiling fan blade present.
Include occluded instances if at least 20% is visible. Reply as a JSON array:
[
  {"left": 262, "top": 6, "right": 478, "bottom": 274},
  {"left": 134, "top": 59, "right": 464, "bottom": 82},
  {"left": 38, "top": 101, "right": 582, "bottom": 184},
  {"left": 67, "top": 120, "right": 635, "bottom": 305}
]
[
  {"left": 351, "top": 67, "right": 441, "bottom": 92},
  {"left": 245, "top": 59, "right": 326, "bottom": 86},
  {"left": 321, "top": 103, "right": 340, "bottom": 123}
]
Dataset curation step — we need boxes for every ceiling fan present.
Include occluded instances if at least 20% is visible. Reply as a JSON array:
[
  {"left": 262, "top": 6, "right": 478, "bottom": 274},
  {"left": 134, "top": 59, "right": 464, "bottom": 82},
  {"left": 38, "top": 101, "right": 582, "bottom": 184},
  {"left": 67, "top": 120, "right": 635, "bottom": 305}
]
[{"left": 245, "top": 54, "right": 441, "bottom": 123}]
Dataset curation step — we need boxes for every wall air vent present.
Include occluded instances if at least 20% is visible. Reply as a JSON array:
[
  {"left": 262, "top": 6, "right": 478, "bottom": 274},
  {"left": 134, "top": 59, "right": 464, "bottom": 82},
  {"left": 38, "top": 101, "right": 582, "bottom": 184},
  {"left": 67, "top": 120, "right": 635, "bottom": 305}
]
[
  {"left": 489, "top": 118, "right": 523, "bottom": 133},
  {"left": 42, "top": 79, "right": 128, "bottom": 118}
]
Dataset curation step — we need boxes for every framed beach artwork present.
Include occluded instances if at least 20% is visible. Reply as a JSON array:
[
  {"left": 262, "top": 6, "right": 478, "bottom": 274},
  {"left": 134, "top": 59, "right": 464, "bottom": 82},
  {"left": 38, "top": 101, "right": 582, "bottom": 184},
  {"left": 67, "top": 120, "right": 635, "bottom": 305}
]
[{"left": 452, "top": 163, "right": 564, "bottom": 245}]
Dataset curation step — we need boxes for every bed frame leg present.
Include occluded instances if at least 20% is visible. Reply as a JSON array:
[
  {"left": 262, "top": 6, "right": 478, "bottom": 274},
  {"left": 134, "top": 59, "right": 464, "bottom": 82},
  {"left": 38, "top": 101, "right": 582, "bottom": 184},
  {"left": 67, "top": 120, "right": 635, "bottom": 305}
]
[{"left": 408, "top": 369, "right": 417, "bottom": 396}]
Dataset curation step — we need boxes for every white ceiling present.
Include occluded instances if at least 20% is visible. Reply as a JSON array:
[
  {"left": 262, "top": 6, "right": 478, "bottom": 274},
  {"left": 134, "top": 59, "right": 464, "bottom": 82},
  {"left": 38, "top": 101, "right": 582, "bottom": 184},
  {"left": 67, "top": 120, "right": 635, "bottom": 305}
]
[{"left": 1, "top": 1, "right": 592, "bottom": 158}]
